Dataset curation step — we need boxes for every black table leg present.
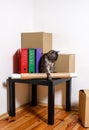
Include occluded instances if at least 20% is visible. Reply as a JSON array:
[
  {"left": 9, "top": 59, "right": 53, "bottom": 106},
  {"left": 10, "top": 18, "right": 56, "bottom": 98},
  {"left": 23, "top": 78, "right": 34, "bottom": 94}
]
[
  {"left": 48, "top": 82, "right": 54, "bottom": 125},
  {"left": 66, "top": 78, "right": 71, "bottom": 111},
  {"left": 31, "top": 84, "right": 37, "bottom": 106},
  {"left": 8, "top": 78, "right": 15, "bottom": 116}
]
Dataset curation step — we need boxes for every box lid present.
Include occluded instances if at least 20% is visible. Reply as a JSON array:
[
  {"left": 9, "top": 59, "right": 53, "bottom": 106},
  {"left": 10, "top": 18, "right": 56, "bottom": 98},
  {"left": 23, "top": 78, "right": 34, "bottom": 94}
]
[{"left": 83, "top": 89, "right": 89, "bottom": 96}]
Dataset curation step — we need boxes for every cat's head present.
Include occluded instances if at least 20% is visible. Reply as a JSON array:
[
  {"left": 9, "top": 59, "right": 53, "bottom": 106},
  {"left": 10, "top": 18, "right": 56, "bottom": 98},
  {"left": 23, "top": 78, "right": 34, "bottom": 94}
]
[{"left": 47, "top": 50, "right": 59, "bottom": 62}]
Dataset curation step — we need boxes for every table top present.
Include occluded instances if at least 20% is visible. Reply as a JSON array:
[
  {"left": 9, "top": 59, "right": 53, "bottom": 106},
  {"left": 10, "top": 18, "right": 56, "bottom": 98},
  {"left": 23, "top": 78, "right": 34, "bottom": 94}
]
[
  {"left": 11, "top": 73, "right": 77, "bottom": 80},
  {"left": 8, "top": 77, "right": 71, "bottom": 86}
]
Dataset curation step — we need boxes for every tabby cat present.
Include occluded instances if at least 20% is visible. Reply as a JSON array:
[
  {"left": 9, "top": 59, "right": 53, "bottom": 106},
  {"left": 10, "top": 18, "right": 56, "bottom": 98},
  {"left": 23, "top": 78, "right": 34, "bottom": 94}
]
[{"left": 39, "top": 50, "right": 59, "bottom": 80}]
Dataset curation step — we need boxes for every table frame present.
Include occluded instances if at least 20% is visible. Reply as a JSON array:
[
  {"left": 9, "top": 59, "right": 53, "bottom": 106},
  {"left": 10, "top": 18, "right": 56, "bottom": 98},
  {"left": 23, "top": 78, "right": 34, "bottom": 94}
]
[{"left": 8, "top": 77, "right": 71, "bottom": 125}]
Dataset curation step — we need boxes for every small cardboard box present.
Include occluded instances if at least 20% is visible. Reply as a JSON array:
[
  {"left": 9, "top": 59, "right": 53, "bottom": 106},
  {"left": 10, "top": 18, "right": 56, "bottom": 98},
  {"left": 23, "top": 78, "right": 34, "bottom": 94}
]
[
  {"left": 21, "top": 32, "right": 52, "bottom": 53},
  {"left": 55, "top": 54, "right": 75, "bottom": 73},
  {"left": 79, "top": 90, "right": 89, "bottom": 127}
]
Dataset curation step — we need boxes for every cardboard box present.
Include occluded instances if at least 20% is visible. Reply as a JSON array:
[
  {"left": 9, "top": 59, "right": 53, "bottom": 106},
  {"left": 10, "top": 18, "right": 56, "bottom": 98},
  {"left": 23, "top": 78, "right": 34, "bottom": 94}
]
[
  {"left": 79, "top": 90, "right": 89, "bottom": 127},
  {"left": 55, "top": 54, "right": 75, "bottom": 73},
  {"left": 21, "top": 32, "right": 52, "bottom": 53}
]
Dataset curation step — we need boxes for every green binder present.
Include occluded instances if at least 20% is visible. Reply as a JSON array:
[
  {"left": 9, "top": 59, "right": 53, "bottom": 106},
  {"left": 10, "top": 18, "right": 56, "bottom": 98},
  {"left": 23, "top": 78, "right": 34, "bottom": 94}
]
[{"left": 28, "top": 48, "right": 35, "bottom": 73}]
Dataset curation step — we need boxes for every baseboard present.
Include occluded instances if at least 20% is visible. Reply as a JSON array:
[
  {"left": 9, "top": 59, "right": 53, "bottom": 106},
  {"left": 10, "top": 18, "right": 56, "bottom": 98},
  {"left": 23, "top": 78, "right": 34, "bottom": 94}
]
[
  {"left": 37, "top": 102, "right": 78, "bottom": 111},
  {"left": 0, "top": 102, "right": 78, "bottom": 119}
]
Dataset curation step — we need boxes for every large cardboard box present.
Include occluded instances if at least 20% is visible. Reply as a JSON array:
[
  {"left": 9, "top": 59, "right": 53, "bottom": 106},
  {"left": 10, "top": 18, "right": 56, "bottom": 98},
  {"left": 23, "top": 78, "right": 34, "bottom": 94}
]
[
  {"left": 79, "top": 90, "right": 89, "bottom": 127},
  {"left": 55, "top": 54, "right": 75, "bottom": 73},
  {"left": 21, "top": 32, "right": 52, "bottom": 53}
]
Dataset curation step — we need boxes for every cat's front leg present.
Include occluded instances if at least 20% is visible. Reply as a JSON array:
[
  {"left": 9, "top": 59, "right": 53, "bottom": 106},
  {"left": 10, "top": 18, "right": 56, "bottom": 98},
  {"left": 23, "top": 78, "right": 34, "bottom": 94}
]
[
  {"left": 46, "top": 67, "right": 52, "bottom": 80},
  {"left": 47, "top": 73, "right": 52, "bottom": 80}
]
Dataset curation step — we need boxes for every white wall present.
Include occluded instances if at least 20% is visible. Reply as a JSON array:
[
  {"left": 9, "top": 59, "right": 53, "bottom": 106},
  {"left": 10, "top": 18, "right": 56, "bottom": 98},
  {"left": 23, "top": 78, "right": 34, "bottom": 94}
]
[
  {"left": 33, "top": 0, "right": 89, "bottom": 109},
  {"left": 1, "top": 0, "right": 89, "bottom": 115},
  {"left": 0, "top": 0, "right": 33, "bottom": 115}
]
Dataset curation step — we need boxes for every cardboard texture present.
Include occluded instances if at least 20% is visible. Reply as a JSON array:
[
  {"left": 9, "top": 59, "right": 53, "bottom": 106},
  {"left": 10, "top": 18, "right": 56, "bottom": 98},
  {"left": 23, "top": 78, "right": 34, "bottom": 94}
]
[
  {"left": 79, "top": 90, "right": 89, "bottom": 127},
  {"left": 55, "top": 54, "right": 75, "bottom": 73},
  {"left": 21, "top": 32, "right": 52, "bottom": 53}
]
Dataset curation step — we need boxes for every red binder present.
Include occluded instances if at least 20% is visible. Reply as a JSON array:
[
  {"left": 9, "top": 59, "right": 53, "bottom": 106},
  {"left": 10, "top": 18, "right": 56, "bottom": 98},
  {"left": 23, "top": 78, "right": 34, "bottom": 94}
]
[
  {"left": 19, "top": 48, "right": 28, "bottom": 73},
  {"left": 13, "top": 49, "right": 20, "bottom": 73}
]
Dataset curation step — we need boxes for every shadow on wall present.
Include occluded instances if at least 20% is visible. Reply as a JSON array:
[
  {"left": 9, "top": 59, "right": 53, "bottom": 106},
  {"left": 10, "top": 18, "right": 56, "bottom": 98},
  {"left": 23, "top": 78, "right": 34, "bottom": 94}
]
[
  {"left": 3, "top": 80, "right": 31, "bottom": 114},
  {"left": 37, "top": 82, "right": 66, "bottom": 108}
]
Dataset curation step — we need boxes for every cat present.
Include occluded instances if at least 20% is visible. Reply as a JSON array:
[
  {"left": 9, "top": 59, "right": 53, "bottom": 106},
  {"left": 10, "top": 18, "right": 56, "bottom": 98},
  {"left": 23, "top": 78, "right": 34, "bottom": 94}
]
[{"left": 39, "top": 50, "right": 59, "bottom": 80}]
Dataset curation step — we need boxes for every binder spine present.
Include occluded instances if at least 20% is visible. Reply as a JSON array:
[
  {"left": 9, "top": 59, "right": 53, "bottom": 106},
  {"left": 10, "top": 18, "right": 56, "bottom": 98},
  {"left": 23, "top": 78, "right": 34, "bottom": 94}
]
[
  {"left": 36, "top": 48, "right": 42, "bottom": 73},
  {"left": 28, "top": 48, "right": 35, "bottom": 73},
  {"left": 19, "top": 48, "right": 28, "bottom": 73}
]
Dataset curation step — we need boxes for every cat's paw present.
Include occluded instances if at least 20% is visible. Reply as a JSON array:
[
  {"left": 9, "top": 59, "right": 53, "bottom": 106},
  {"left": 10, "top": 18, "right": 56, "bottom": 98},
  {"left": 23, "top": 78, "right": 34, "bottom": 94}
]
[{"left": 47, "top": 73, "right": 52, "bottom": 80}]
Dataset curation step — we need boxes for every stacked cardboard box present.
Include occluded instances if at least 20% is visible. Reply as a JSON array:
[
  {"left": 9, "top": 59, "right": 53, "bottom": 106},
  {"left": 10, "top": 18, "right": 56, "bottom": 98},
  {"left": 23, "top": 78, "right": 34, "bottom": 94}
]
[
  {"left": 21, "top": 32, "right": 75, "bottom": 73},
  {"left": 55, "top": 54, "right": 75, "bottom": 73},
  {"left": 21, "top": 32, "right": 52, "bottom": 53}
]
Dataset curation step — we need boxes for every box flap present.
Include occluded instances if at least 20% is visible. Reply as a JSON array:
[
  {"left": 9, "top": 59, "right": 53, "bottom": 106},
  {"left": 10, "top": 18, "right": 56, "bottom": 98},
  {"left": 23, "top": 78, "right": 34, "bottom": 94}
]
[
  {"left": 82, "top": 89, "right": 89, "bottom": 96},
  {"left": 79, "top": 89, "right": 89, "bottom": 127}
]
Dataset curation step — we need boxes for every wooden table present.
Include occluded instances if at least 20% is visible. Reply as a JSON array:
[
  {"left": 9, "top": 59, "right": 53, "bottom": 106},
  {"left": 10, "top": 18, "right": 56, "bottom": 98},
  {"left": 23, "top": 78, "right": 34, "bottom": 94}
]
[{"left": 8, "top": 77, "right": 72, "bottom": 125}]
